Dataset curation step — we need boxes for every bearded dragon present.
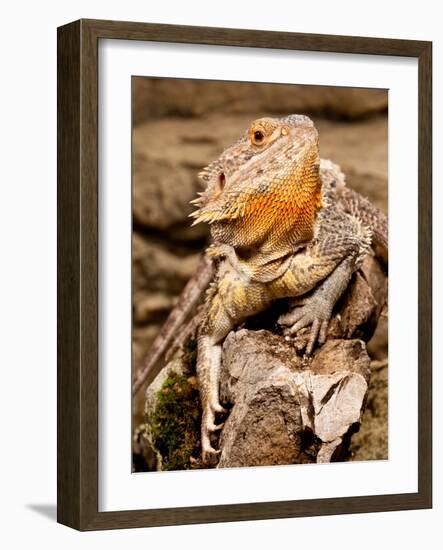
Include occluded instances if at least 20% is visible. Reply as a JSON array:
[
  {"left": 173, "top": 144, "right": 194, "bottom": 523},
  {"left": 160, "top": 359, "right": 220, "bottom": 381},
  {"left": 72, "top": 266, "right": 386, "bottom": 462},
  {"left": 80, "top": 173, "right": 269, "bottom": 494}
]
[{"left": 133, "top": 114, "right": 388, "bottom": 465}]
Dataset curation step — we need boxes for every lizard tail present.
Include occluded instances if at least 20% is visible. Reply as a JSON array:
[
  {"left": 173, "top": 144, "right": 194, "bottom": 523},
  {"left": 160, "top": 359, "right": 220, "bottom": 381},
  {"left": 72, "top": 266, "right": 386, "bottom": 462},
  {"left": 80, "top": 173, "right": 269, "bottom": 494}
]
[
  {"left": 339, "top": 187, "right": 388, "bottom": 264},
  {"left": 132, "top": 254, "right": 215, "bottom": 395}
]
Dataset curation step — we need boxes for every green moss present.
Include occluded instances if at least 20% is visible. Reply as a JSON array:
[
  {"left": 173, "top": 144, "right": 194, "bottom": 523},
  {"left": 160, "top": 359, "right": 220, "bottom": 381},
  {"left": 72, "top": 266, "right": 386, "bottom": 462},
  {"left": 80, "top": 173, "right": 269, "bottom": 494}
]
[
  {"left": 181, "top": 337, "right": 197, "bottom": 370},
  {"left": 150, "top": 369, "right": 201, "bottom": 471}
]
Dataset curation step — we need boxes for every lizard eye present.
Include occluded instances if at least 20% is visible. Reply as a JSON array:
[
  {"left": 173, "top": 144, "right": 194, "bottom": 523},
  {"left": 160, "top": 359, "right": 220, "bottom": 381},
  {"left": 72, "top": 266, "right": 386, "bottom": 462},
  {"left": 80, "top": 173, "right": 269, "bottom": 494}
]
[{"left": 253, "top": 130, "right": 264, "bottom": 145}]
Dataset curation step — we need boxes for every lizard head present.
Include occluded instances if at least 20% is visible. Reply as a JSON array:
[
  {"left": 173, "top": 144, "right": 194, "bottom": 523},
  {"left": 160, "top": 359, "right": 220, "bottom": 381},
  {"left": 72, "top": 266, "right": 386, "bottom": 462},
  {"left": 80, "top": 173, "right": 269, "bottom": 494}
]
[{"left": 190, "top": 114, "right": 323, "bottom": 252}]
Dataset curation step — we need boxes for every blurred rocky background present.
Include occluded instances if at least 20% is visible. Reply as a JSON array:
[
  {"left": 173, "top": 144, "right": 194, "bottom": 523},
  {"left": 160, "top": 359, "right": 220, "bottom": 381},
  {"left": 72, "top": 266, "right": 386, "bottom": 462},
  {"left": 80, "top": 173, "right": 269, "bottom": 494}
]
[{"left": 132, "top": 77, "right": 388, "bottom": 464}]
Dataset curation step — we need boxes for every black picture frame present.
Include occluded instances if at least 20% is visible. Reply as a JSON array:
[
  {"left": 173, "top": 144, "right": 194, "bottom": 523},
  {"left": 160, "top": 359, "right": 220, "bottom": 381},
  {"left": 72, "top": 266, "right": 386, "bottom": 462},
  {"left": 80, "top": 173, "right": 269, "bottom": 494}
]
[{"left": 57, "top": 19, "right": 432, "bottom": 530}]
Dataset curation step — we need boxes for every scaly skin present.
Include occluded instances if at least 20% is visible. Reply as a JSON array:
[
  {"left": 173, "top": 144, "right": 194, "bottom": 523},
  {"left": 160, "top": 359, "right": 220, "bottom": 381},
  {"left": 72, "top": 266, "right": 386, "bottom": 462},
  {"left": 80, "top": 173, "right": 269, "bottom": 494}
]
[
  {"left": 191, "top": 115, "right": 377, "bottom": 464},
  {"left": 132, "top": 114, "right": 387, "bottom": 466}
]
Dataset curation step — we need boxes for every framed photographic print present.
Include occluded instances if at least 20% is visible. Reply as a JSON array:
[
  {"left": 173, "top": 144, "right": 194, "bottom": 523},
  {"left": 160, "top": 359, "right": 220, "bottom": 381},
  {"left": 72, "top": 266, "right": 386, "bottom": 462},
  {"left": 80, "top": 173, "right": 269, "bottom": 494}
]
[{"left": 57, "top": 19, "right": 432, "bottom": 530}]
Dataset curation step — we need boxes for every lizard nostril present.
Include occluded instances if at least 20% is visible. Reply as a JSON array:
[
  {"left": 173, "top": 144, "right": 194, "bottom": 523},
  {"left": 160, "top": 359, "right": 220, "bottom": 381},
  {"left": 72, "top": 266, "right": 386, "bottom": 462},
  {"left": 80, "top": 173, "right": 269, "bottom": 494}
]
[{"left": 218, "top": 172, "right": 226, "bottom": 188}]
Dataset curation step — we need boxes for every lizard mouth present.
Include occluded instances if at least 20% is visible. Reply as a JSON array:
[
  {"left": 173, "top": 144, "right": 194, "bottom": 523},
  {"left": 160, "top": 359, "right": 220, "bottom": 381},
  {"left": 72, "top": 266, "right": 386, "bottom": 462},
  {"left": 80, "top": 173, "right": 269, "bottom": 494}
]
[{"left": 207, "top": 171, "right": 226, "bottom": 202}]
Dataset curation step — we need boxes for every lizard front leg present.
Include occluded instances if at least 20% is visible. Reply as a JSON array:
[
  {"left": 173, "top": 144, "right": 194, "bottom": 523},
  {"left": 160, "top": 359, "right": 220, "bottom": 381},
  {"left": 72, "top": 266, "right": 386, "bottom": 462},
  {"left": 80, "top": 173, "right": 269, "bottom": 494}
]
[
  {"left": 197, "top": 290, "right": 235, "bottom": 465},
  {"left": 278, "top": 255, "right": 355, "bottom": 354},
  {"left": 197, "top": 334, "right": 227, "bottom": 464},
  {"left": 196, "top": 261, "right": 271, "bottom": 464}
]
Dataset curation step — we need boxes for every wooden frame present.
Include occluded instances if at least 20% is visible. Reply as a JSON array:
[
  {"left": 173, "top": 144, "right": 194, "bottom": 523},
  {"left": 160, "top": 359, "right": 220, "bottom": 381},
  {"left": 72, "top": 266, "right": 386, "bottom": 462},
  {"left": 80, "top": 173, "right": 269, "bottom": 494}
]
[{"left": 57, "top": 18, "right": 432, "bottom": 530}]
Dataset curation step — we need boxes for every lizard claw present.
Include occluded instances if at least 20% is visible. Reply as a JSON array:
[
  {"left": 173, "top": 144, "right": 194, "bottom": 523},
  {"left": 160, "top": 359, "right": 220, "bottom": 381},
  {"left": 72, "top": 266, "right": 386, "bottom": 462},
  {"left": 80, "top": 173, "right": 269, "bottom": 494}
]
[
  {"left": 278, "top": 296, "right": 332, "bottom": 355},
  {"left": 207, "top": 421, "right": 225, "bottom": 431},
  {"left": 212, "top": 403, "right": 227, "bottom": 414},
  {"left": 202, "top": 446, "right": 221, "bottom": 466},
  {"left": 201, "top": 400, "right": 227, "bottom": 465}
]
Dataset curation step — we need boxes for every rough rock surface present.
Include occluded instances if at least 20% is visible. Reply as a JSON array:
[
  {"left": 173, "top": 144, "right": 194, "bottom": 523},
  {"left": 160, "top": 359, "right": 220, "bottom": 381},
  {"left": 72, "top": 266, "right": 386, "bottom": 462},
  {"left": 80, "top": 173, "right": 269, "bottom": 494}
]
[
  {"left": 133, "top": 79, "right": 387, "bottom": 126},
  {"left": 216, "top": 255, "right": 386, "bottom": 468},
  {"left": 133, "top": 233, "right": 201, "bottom": 295},
  {"left": 349, "top": 359, "right": 388, "bottom": 460},
  {"left": 218, "top": 332, "right": 370, "bottom": 467}
]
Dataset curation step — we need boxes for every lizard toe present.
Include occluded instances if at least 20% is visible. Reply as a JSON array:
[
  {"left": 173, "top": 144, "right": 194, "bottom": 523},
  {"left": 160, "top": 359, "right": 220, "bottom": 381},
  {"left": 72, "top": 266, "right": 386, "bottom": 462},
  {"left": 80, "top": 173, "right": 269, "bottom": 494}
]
[
  {"left": 318, "top": 319, "right": 329, "bottom": 345},
  {"left": 278, "top": 308, "right": 304, "bottom": 327},
  {"left": 207, "top": 421, "right": 225, "bottom": 432},
  {"left": 202, "top": 445, "right": 221, "bottom": 466},
  {"left": 212, "top": 402, "right": 228, "bottom": 414},
  {"left": 288, "top": 315, "right": 311, "bottom": 335},
  {"left": 305, "top": 319, "right": 321, "bottom": 356}
]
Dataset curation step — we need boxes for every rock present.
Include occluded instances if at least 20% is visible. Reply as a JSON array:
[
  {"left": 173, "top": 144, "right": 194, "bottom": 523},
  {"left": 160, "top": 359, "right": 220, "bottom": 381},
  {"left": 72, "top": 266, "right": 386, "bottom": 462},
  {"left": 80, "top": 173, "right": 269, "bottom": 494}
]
[
  {"left": 133, "top": 424, "right": 158, "bottom": 472},
  {"left": 133, "top": 358, "right": 191, "bottom": 472},
  {"left": 132, "top": 324, "right": 161, "bottom": 370},
  {"left": 133, "top": 291, "right": 176, "bottom": 324},
  {"left": 132, "top": 323, "right": 165, "bottom": 427},
  {"left": 216, "top": 255, "right": 386, "bottom": 468},
  {"left": 144, "top": 357, "right": 190, "bottom": 419},
  {"left": 133, "top": 233, "right": 201, "bottom": 294},
  {"left": 218, "top": 331, "right": 370, "bottom": 468},
  {"left": 367, "top": 314, "right": 388, "bottom": 360},
  {"left": 350, "top": 360, "right": 388, "bottom": 461},
  {"left": 133, "top": 355, "right": 196, "bottom": 473},
  {"left": 329, "top": 255, "right": 388, "bottom": 340},
  {"left": 133, "top": 78, "right": 387, "bottom": 126},
  {"left": 143, "top": 356, "right": 203, "bottom": 471},
  {"left": 315, "top": 117, "right": 388, "bottom": 213}
]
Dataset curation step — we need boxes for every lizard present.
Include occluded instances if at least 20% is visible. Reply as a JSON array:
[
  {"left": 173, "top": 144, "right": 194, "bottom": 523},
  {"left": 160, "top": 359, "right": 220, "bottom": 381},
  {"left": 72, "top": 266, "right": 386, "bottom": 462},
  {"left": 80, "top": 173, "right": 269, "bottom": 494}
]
[{"left": 132, "top": 114, "right": 388, "bottom": 465}]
